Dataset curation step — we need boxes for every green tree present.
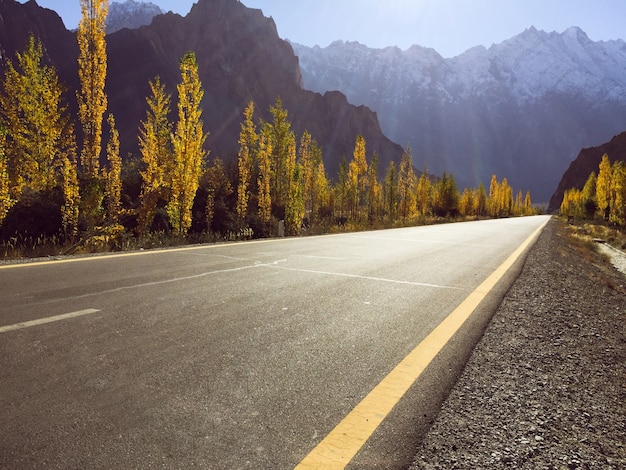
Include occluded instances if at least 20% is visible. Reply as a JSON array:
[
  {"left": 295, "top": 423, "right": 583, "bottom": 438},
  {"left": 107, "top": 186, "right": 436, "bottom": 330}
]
[
  {"left": 236, "top": 101, "right": 257, "bottom": 221},
  {"left": 137, "top": 76, "right": 173, "bottom": 235},
  {"left": 204, "top": 157, "right": 233, "bottom": 232},
  {"left": 167, "top": 52, "right": 208, "bottom": 236},
  {"left": 473, "top": 183, "right": 487, "bottom": 216}
]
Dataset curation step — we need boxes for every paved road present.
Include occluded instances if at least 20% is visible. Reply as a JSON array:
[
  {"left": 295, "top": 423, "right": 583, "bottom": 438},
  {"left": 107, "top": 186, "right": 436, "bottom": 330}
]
[{"left": 0, "top": 216, "right": 550, "bottom": 469}]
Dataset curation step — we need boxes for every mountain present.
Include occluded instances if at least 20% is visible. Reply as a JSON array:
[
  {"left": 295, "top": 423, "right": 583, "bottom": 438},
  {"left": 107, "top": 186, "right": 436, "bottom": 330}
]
[
  {"left": 106, "top": 0, "right": 163, "bottom": 34},
  {"left": 292, "top": 27, "right": 626, "bottom": 202},
  {"left": 0, "top": 0, "right": 402, "bottom": 180},
  {"left": 548, "top": 131, "right": 626, "bottom": 212}
]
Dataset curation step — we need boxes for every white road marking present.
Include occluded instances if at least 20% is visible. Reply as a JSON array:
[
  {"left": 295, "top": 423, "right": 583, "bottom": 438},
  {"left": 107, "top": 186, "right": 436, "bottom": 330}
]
[
  {"left": 263, "top": 264, "right": 465, "bottom": 290},
  {"left": 0, "top": 309, "right": 101, "bottom": 333}
]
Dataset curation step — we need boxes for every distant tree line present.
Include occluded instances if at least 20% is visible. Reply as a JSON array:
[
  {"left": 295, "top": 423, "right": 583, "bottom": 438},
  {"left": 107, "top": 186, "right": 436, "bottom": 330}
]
[
  {"left": 560, "top": 153, "right": 626, "bottom": 227},
  {"left": 0, "top": 0, "right": 537, "bottom": 256}
]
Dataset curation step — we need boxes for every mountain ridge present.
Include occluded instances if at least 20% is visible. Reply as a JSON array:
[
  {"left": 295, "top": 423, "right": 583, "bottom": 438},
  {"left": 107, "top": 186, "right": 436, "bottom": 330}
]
[
  {"left": 0, "top": 0, "right": 403, "bottom": 180},
  {"left": 291, "top": 26, "right": 626, "bottom": 201}
]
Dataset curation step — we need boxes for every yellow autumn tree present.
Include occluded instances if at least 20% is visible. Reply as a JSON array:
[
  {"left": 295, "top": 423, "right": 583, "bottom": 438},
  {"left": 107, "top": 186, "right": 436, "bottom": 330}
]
[
  {"left": 257, "top": 126, "right": 272, "bottom": 225},
  {"left": 0, "top": 129, "right": 10, "bottom": 223},
  {"left": 609, "top": 161, "right": 626, "bottom": 226},
  {"left": 77, "top": 0, "right": 108, "bottom": 179},
  {"left": 236, "top": 101, "right": 257, "bottom": 221},
  {"left": 104, "top": 113, "right": 121, "bottom": 223},
  {"left": 138, "top": 76, "right": 173, "bottom": 235},
  {"left": 596, "top": 154, "right": 612, "bottom": 220},
  {"left": 0, "top": 35, "right": 79, "bottom": 236},
  {"left": 398, "top": 145, "right": 417, "bottom": 219},
  {"left": 168, "top": 52, "right": 208, "bottom": 236},
  {"left": 348, "top": 135, "right": 368, "bottom": 220}
]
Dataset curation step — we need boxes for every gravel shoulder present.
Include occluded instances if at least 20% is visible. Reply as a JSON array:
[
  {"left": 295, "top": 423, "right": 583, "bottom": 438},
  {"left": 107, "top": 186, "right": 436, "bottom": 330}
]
[{"left": 410, "top": 218, "right": 626, "bottom": 469}]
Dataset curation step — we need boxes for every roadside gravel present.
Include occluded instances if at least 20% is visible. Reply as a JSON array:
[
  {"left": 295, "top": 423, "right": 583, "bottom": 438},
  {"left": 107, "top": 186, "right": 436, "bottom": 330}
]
[{"left": 410, "top": 218, "right": 626, "bottom": 469}]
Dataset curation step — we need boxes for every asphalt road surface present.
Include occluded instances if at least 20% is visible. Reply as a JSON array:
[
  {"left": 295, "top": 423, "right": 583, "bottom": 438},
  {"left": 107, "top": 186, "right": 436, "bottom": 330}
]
[{"left": 1, "top": 215, "right": 550, "bottom": 469}]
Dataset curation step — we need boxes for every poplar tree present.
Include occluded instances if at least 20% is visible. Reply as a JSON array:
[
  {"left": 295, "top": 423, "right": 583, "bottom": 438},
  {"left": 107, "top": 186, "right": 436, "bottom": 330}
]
[
  {"left": 367, "top": 152, "right": 382, "bottom": 223},
  {"left": 0, "top": 35, "right": 76, "bottom": 195},
  {"left": 257, "top": 127, "right": 272, "bottom": 224},
  {"left": 138, "top": 76, "right": 173, "bottom": 235},
  {"left": 383, "top": 160, "right": 397, "bottom": 220},
  {"left": 0, "top": 129, "right": 10, "bottom": 223},
  {"left": 596, "top": 154, "right": 612, "bottom": 220},
  {"left": 0, "top": 35, "right": 79, "bottom": 236},
  {"left": 204, "top": 157, "right": 232, "bottom": 232},
  {"left": 267, "top": 97, "right": 294, "bottom": 208},
  {"left": 398, "top": 145, "right": 417, "bottom": 219},
  {"left": 609, "top": 161, "right": 625, "bottom": 226},
  {"left": 416, "top": 172, "right": 432, "bottom": 216},
  {"left": 77, "top": 0, "right": 108, "bottom": 179},
  {"left": 236, "top": 101, "right": 257, "bottom": 221},
  {"left": 104, "top": 113, "right": 121, "bottom": 223},
  {"left": 167, "top": 52, "right": 207, "bottom": 236},
  {"left": 348, "top": 135, "right": 368, "bottom": 220}
]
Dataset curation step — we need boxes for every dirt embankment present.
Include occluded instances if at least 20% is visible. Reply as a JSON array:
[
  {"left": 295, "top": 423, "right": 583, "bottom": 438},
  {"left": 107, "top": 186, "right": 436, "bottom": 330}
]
[{"left": 411, "top": 218, "right": 626, "bottom": 469}]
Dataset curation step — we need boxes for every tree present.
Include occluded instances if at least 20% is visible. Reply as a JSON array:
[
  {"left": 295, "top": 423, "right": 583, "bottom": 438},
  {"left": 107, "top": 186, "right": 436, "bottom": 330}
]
[
  {"left": 137, "top": 76, "right": 173, "bottom": 235},
  {"left": 204, "top": 157, "right": 233, "bottom": 233},
  {"left": 596, "top": 154, "right": 612, "bottom": 220},
  {"left": 0, "top": 35, "right": 76, "bottom": 196},
  {"left": 257, "top": 126, "right": 272, "bottom": 224},
  {"left": 432, "top": 172, "right": 459, "bottom": 217},
  {"left": 348, "top": 135, "right": 368, "bottom": 220},
  {"left": 0, "top": 35, "right": 79, "bottom": 236},
  {"left": 473, "top": 183, "right": 487, "bottom": 216},
  {"left": 383, "top": 160, "right": 397, "bottom": 220},
  {"left": 167, "top": 52, "right": 208, "bottom": 236},
  {"left": 267, "top": 97, "right": 295, "bottom": 209},
  {"left": 398, "top": 145, "right": 417, "bottom": 219},
  {"left": 77, "top": 0, "right": 109, "bottom": 179},
  {"left": 416, "top": 172, "right": 432, "bottom": 217},
  {"left": 104, "top": 113, "right": 121, "bottom": 223},
  {"left": 0, "top": 129, "right": 11, "bottom": 223},
  {"left": 609, "top": 161, "right": 626, "bottom": 226},
  {"left": 236, "top": 101, "right": 257, "bottom": 221},
  {"left": 367, "top": 152, "right": 383, "bottom": 223}
]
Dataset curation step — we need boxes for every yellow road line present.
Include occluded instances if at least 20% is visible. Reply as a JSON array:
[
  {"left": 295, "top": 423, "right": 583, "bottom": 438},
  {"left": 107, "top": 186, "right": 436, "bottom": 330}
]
[
  {"left": 295, "top": 218, "right": 549, "bottom": 469},
  {"left": 0, "top": 309, "right": 101, "bottom": 334}
]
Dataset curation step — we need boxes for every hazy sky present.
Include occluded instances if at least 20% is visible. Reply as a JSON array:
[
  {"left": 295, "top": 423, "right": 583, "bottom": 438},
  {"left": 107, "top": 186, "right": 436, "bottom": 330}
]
[{"left": 24, "top": 0, "right": 625, "bottom": 58}]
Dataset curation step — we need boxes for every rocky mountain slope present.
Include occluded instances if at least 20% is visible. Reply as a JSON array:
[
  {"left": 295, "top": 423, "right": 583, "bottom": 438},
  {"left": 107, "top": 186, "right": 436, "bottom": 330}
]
[
  {"left": 106, "top": 0, "right": 163, "bottom": 34},
  {"left": 292, "top": 27, "right": 626, "bottom": 201},
  {"left": 0, "top": 0, "right": 402, "bottom": 179},
  {"left": 548, "top": 131, "right": 626, "bottom": 212}
]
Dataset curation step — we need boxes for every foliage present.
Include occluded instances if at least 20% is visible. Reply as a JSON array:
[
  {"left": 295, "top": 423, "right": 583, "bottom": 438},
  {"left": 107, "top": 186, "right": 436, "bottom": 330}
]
[
  {"left": 138, "top": 76, "right": 173, "bottom": 235},
  {"left": 104, "top": 113, "right": 122, "bottom": 223},
  {"left": 0, "top": 32, "right": 540, "bottom": 257},
  {"left": 560, "top": 153, "right": 626, "bottom": 228},
  {"left": 167, "top": 52, "right": 208, "bottom": 236},
  {"left": 77, "top": 0, "right": 108, "bottom": 179}
]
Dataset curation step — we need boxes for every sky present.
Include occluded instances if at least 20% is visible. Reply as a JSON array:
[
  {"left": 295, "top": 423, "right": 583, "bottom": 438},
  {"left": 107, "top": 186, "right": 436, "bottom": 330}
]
[{"left": 23, "top": 0, "right": 625, "bottom": 58}]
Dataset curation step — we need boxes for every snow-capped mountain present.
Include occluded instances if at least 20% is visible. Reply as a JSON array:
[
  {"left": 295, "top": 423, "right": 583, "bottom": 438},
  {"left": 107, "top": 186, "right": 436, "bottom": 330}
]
[
  {"left": 106, "top": 0, "right": 163, "bottom": 34},
  {"left": 292, "top": 27, "right": 626, "bottom": 202}
]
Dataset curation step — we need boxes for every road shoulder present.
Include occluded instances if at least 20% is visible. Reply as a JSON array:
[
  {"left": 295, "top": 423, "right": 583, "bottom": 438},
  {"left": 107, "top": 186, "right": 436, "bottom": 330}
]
[{"left": 410, "top": 218, "right": 626, "bottom": 469}]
